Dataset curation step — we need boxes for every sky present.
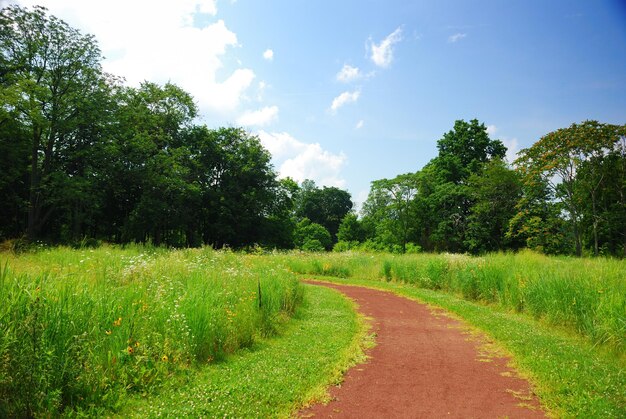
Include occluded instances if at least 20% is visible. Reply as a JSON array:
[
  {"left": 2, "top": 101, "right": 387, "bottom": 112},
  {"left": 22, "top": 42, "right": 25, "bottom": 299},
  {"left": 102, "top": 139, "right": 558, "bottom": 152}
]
[{"left": 11, "top": 0, "right": 626, "bottom": 207}]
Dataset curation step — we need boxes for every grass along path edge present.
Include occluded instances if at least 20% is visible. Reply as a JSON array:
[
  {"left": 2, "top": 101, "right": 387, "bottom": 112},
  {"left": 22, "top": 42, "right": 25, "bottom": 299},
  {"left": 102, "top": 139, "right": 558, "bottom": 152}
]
[
  {"left": 114, "top": 284, "right": 371, "bottom": 418},
  {"left": 303, "top": 275, "right": 625, "bottom": 418}
]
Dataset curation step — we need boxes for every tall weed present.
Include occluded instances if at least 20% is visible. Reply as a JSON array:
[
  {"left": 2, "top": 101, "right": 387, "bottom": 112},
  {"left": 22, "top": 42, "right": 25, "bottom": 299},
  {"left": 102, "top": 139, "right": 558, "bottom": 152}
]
[{"left": 0, "top": 246, "right": 301, "bottom": 417}]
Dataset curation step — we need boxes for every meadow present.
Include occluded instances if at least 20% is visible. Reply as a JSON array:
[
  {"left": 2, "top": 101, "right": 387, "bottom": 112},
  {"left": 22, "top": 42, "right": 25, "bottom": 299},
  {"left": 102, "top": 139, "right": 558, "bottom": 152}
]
[
  {"left": 280, "top": 250, "right": 626, "bottom": 353},
  {"left": 0, "top": 245, "right": 303, "bottom": 417},
  {"left": 1, "top": 245, "right": 624, "bottom": 417}
]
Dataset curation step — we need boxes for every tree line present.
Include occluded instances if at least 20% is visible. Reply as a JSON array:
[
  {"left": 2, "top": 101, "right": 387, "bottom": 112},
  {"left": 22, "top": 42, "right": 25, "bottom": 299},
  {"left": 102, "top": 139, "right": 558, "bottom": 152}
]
[
  {"left": 342, "top": 119, "right": 626, "bottom": 257},
  {"left": 0, "top": 5, "right": 352, "bottom": 249},
  {"left": 2, "top": 5, "right": 625, "bottom": 256}
]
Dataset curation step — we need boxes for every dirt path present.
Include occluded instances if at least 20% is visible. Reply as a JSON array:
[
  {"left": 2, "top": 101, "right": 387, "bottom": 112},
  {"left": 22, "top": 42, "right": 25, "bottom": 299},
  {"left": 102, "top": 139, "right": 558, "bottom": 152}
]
[{"left": 300, "top": 281, "right": 545, "bottom": 418}]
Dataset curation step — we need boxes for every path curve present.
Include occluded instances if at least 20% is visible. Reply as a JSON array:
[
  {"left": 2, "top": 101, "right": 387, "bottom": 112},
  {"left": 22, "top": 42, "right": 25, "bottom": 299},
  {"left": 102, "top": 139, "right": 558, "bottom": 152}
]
[{"left": 300, "top": 281, "right": 545, "bottom": 418}]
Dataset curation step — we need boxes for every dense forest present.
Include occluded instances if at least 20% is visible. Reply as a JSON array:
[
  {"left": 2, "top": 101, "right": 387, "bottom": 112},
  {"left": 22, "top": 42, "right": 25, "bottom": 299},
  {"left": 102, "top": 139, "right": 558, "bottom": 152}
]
[{"left": 1, "top": 5, "right": 625, "bottom": 256}]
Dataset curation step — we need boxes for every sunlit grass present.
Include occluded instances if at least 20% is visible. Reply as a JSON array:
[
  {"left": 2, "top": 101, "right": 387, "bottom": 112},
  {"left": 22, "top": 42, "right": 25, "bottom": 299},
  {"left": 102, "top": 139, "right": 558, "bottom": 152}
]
[
  {"left": 0, "top": 245, "right": 302, "bottom": 417},
  {"left": 117, "top": 284, "right": 368, "bottom": 418},
  {"left": 278, "top": 250, "right": 626, "bottom": 353}
]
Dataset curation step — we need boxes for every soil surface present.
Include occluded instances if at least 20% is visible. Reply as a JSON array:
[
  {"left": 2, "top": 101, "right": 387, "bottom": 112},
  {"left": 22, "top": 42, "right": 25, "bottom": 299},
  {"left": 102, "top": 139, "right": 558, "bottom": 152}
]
[{"left": 300, "top": 281, "right": 545, "bottom": 419}]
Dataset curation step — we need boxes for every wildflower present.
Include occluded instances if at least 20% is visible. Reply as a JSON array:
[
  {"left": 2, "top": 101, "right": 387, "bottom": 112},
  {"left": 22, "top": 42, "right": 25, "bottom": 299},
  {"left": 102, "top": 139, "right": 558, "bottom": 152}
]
[
  {"left": 127, "top": 346, "right": 134, "bottom": 354},
  {"left": 113, "top": 317, "right": 122, "bottom": 327},
  {"left": 105, "top": 330, "right": 112, "bottom": 335},
  {"left": 135, "top": 341, "right": 140, "bottom": 348},
  {"left": 161, "top": 354, "right": 168, "bottom": 362}
]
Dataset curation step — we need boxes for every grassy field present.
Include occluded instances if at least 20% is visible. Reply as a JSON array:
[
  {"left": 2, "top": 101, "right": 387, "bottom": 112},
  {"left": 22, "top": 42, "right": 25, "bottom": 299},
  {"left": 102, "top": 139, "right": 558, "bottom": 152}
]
[
  {"left": 0, "top": 246, "right": 303, "bottom": 417},
  {"left": 279, "top": 250, "right": 626, "bottom": 353},
  {"left": 117, "top": 284, "right": 368, "bottom": 417},
  {"left": 2, "top": 246, "right": 624, "bottom": 417}
]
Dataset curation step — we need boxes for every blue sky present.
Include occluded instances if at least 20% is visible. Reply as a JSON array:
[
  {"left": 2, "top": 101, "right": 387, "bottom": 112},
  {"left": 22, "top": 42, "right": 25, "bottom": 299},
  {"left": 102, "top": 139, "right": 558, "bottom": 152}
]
[{"left": 16, "top": 0, "right": 626, "bottom": 206}]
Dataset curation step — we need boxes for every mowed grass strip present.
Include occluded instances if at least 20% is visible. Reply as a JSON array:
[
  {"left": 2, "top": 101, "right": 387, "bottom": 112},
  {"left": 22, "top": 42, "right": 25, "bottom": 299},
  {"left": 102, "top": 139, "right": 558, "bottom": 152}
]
[
  {"left": 303, "top": 275, "right": 625, "bottom": 419},
  {"left": 117, "top": 284, "right": 368, "bottom": 418}
]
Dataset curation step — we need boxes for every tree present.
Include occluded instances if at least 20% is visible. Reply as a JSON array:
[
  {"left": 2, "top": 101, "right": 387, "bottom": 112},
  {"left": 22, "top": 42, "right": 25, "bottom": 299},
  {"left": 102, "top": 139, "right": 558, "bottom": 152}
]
[
  {"left": 0, "top": 5, "right": 103, "bottom": 239},
  {"left": 431, "top": 119, "right": 506, "bottom": 184},
  {"left": 576, "top": 132, "right": 626, "bottom": 256},
  {"left": 197, "top": 127, "right": 278, "bottom": 248},
  {"left": 515, "top": 121, "right": 624, "bottom": 256},
  {"left": 293, "top": 218, "right": 332, "bottom": 251},
  {"left": 464, "top": 159, "right": 522, "bottom": 253},
  {"left": 506, "top": 174, "right": 570, "bottom": 254},
  {"left": 295, "top": 183, "right": 352, "bottom": 242},
  {"left": 420, "top": 119, "right": 507, "bottom": 252},
  {"left": 336, "top": 213, "right": 366, "bottom": 243},
  {"left": 362, "top": 173, "right": 420, "bottom": 252},
  {"left": 101, "top": 82, "right": 198, "bottom": 245}
]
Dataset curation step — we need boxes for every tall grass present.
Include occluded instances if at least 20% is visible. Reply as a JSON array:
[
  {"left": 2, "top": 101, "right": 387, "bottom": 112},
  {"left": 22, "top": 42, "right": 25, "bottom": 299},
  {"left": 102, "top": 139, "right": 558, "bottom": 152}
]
[
  {"left": 278, "top": 250, "right": 626, "bottom": 353},
  {"left": 0, "top": 245, "right": 302, "bottom": 417}
]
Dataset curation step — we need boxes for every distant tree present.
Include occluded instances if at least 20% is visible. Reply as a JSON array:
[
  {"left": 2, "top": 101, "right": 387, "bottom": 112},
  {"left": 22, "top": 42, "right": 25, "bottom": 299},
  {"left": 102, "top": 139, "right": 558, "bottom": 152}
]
[
  {"left": 293, "top": 218, "right": 332, "bottom": 250},
  {"left": 421, "top": 119, "right": 507, "bottom": 252},
  {"left": 362, "top": 173, "right": 420, "bottom": 253},
  {"left": 0, "top": 5, "right": 104, "bottom": 239},
  {"left": 336, "top": 213, "right": 366, "bottom": 243},
  {"left": 515, "top": 121, "right": 624, "bottom": 256},
  {"left": 576, "top": 132, "right": 626, "bottom": 256},
  {"left": 431, "top": 119, "right": 506, "bottom": 184},
  {"left": 506, "top": 174, "right": 570, "bottom": 254},
  {"left": 464, "top": 159, "right": 522, "bottom": 253},
  {"left": 295, "top": 183, "right": 352, "bottom": 242}
]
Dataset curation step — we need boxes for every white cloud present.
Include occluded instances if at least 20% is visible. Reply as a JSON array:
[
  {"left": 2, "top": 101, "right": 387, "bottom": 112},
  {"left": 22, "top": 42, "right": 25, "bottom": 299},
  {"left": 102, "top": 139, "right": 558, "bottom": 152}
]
[
  {"left": 370, "top": 27, "right": 403, "bottom": 68},
  {"left": 330, "top": 90, "right": 361, "bottom": 113},
  {"left": 502, "top": 138, "right": 520, "bottom": 164},
  {"left": 257, "top": 131, "right": 347, "bottom": 187},
  {"left": 236, "top": 106, "right": 279, "bottom": 127},
  {"left": 263, "top": 49, "right": 274, "bottom": 61},
  {"left": 355, "top": 120, "right": 364, "bottom": 129},
  {"left": 336, "top": 64, "right": 361, "bottom": 83},
  {"left": 19, "top": 0, "right": 255, "bottom": 115},
  {"left": 448, "top": 33, "right": 467, "bottom": 43},
  {"left": 486, "top": 124, "right": 497, "bottom": 136}
]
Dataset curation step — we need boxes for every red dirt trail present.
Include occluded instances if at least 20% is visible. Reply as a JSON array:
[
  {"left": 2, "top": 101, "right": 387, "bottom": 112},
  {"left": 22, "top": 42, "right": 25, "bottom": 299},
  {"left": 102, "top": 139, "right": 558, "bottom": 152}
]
[{"left": 300, "top": 281, "right": 545, "bottom": 419}]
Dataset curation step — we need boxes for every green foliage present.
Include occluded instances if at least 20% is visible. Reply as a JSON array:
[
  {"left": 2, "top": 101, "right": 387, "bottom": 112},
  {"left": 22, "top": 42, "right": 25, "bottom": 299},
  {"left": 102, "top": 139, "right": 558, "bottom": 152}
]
[
  {"left": 0, "top": 246, "right": 302, "bottom": 417},
  {"left": 0, "top": 6, "right": 293, "bottom": 249},
  {"left": 336, "top": 213, "right": 366, "bottom": 243},
  {"left": 465, "top": 159, "right": 522, "bottom": 253},
  {"left": 293, "top": 219, "right": 332, "bottom": 251},
  {"left": 431, "top": 118, "right": 506, "bottom": 184},
  {"left": 295, "top": 181, "right": 353, "bottom": 242},
  {"left": 515, "top": 121, "right": 626, "bottom": 256}
]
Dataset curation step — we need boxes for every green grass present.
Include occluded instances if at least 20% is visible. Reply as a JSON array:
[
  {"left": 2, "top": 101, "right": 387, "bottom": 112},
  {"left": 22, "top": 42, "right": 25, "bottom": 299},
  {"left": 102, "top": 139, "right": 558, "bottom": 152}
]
[
  {"left": 3, "top": 246, "right": 624, "bottom": 417},
  {"left": 0, "top": 246, "right": 303, "bottom": 417},
  {"left": 303, "top": 275, "right": 626, "bottom": 418},
  {"left": 115, "top": 284, "right": 368, "bottom": 417},
  {"left": 278, "top": 250, "right": 626, "bottom": 353}
]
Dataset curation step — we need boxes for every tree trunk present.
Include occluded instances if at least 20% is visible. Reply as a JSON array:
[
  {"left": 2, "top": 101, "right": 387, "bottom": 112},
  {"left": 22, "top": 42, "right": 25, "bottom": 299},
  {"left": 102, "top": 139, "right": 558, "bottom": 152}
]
[{"left": 27, "top": 127, "right": 41, "bottom": 239}]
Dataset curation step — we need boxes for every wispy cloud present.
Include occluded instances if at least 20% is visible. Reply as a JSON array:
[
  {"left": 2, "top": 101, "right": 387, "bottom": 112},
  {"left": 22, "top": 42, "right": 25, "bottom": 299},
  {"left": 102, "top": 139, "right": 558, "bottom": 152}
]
[
  {"left": 236, "top": 106, "right": 278, "bottom": 127},
  {"left": 486, "top": 124, "right": 497, "bottom": 136},
  {"left": 355, "top": 120, "right": 364, "bottom": 129},
  {"left": 448, "top": 33, "right": 467, "bottom": 43},
  {"left": 336, "top": 64, "right": 361, "bottom": 83},
  {"left": 369, "top": 27, "right": 403, "bottom": 68},
  {"left": 330, "top": 90, "right": 361, "bottom": 113}
]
